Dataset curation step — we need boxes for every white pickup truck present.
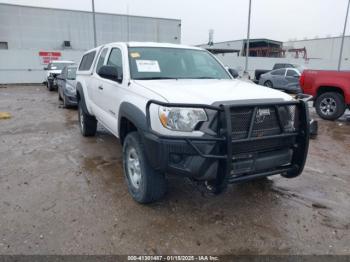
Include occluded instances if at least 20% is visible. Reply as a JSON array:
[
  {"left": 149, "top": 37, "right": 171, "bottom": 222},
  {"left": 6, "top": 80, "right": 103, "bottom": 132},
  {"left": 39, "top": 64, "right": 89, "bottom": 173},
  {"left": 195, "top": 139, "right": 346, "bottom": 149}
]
[{"left": 76, "top": 42, "right": 310, "bottom": 204}]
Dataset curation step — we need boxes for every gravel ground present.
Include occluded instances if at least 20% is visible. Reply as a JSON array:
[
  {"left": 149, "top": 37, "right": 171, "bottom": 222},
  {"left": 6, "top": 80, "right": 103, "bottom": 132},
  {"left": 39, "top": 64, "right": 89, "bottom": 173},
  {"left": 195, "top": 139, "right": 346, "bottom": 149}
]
[{"left": 0, "top": 85, "right": 349, "bottom": 255}]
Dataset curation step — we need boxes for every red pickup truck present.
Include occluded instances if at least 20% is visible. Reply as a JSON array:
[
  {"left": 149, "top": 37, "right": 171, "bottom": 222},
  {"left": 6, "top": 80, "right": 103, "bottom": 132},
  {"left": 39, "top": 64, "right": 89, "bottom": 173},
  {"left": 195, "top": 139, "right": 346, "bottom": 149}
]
[{"left": 300, "top": 70, "right": 350, "bottom": 120}]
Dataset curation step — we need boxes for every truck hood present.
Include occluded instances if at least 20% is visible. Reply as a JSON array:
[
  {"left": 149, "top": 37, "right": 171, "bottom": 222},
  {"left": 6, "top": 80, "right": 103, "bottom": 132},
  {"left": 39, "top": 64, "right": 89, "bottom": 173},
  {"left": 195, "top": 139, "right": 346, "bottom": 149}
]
[{"left": 134, "top": 79, "right": 293, "bottom": 104}]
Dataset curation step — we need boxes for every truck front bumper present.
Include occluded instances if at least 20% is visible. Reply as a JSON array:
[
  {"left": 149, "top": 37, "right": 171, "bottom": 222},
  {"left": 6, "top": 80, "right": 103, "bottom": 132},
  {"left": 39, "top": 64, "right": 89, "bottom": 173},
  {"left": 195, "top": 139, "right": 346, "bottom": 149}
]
[{"left": 143, "top": 100, "right": 310, "bottom": 184}]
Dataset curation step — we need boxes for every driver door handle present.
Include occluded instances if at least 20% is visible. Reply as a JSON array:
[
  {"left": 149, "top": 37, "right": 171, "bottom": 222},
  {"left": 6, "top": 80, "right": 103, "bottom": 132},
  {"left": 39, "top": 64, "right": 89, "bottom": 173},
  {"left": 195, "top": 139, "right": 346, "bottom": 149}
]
[{"left": 98, "top": 85, "right": 103, "bottom": 90}]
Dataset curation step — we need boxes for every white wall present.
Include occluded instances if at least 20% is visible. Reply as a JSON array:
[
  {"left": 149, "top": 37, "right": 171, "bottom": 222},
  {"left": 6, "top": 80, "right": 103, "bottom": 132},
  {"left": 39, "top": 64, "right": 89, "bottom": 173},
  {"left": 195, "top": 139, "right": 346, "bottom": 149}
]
[
  {"left": 0, "top": 3, "right": 181, "bottom": 84},
  {"left": 284, "top": 36, "right": 350, "bottom": 61},
  {"left": 0, "top": 49, "right": 84, "bottom": 84}
]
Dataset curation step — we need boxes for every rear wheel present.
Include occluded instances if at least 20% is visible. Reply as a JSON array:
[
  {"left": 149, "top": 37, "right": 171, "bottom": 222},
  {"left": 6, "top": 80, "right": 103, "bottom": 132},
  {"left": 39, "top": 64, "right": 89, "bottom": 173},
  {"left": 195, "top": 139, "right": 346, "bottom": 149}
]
[
  {"left": 315, "top": 92, "right": 345, "bottom": 120},
  {"left": 264, "top": 80, "right": 273, "bottom": 88},
  {"left": 123, "top": 131, "right": 166, "bottom": 203},
  {"left": 78, "top": 100, "right": 97, "bottom": 136}
]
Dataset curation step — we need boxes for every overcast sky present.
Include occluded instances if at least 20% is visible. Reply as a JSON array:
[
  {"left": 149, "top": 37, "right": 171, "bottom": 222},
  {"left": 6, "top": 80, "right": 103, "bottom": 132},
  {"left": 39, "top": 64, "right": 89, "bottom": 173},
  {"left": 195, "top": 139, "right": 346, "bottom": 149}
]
[{"left": 0, "top": 0, "right": 349, "bottom": 45}]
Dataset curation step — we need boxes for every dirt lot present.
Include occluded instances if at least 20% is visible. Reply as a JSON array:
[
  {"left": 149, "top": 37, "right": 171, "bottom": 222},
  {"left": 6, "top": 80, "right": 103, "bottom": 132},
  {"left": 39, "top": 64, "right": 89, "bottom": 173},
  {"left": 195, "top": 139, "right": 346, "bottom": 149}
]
[{"left": 0, "top": 84, "right": 349, "bottom": 255}]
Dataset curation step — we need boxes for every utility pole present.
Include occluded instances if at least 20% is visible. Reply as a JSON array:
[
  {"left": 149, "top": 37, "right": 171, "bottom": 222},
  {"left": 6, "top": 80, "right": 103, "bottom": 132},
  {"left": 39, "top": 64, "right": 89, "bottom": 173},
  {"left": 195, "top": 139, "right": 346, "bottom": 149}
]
[
  {"left": 244, "top": 0, "right": 252, "bottom": 77},
  {"left": 127, "top": 4, "right": 130, "bottom": 42},
  {"left": 92, "top": 0, "right": 97, "bottom": 47},
  {"left": 338, "top": 0, "right": 350, "bottom": 71}
]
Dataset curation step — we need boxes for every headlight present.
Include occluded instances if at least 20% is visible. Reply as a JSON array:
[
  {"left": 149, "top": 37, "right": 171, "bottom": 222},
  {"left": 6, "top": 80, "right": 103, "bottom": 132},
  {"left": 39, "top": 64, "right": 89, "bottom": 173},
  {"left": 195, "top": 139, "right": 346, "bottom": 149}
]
[
  {"left": 158, "top": 106, "right": 207, "bottom": 132},
  {"left": 148, "top": 103, "right": 209, "bottom": 136},
  {"left": 65, "top": 85, "right": 75, "bottom": 93}
]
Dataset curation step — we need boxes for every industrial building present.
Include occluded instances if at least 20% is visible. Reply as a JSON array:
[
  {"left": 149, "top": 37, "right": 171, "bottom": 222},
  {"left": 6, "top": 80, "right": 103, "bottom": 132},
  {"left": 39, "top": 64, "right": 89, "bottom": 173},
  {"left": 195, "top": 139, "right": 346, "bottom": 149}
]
[
  {"left": 284, "top": 36, "right": 350, "bottom": 61},
  {"left": 199, "top": 36, "right": 350, "bottom": 62},
  {"left": 0, "top": 3, "right": 181, "bottom": 83},
  {"left": 199, "top": 36, "right": 350, "bottom": 77},
  {"left": 199, "top": 38, "right": 285, "bottom": 57}
]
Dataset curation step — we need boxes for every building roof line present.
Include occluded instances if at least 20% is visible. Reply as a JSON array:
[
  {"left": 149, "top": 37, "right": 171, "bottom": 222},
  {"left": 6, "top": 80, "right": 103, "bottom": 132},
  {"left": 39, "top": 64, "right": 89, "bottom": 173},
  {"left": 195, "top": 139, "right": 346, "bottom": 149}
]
[
  {"left": 0, "top": 2, "right": 181, "bottom": 22},
  {"left": 285, "top": 35, "right": 350, "bottom": 43},
  {"left": 196, "top": 38, "right": 283, "bottom": 47}
]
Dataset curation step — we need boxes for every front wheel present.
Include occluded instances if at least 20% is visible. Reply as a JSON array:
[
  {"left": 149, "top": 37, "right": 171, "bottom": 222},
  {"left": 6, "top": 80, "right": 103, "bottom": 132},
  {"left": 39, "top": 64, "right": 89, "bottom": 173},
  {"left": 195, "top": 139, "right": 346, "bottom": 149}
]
[
  {"left": 123, "top": 132, "right": 166, "bottom": 203},
  {"left": 58, "top": 87, "right": 63, "bottom": 101},
  {"left": 315, "top": 92, "right": 346, "bottom": 120}
]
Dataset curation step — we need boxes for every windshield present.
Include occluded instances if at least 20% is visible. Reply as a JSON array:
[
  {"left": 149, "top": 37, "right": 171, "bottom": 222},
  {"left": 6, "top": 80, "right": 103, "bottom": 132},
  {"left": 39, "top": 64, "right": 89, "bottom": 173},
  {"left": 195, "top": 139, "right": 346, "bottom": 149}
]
[
  {"left": 128, "top": 47, "right": 231, "bottom": 80},
  {"left": 67, "top": 67, "right": 77, "bottom": 80},
  {"left": 48, "top": 62, "right": 73, "bottom": 70}
]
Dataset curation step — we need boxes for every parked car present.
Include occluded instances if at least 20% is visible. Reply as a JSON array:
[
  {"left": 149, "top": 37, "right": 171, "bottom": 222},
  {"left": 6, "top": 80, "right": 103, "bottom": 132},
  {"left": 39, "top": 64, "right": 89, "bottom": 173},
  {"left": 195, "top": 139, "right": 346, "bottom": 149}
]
[
  {"left": 76, "top": 42, "right": 311, "bottom": 204},
  {"left": 44, "top": 60, "right": 75, "bottom": 91},
  {"left": 300, "top": 70, "right": 350, "bottom": 120},
  {"left": 255, "top": 63, "right": 305, "bottom": 82},
  {"left": 57, "top": 65, "right": 78, "bottom": 108},
  {"left": 259, "top": 68, "right": 302, "bottom": 94}
]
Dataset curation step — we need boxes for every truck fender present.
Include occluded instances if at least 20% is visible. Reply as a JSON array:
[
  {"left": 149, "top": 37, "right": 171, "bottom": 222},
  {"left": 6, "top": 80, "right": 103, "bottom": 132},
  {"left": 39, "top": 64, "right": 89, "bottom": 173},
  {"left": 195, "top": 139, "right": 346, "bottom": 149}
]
[
  {"left": 118, "top": 102, "right": 148, "bottom": 141},
  {"left": 76, "top": 82, "right": 92, "bottom": 115}
]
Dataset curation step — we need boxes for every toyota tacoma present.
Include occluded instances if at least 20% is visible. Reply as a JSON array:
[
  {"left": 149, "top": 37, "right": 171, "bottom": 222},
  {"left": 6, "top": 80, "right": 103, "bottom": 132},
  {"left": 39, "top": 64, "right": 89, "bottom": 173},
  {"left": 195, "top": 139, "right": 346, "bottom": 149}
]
[{"left": 76, "top": 42, "right": 310, "bottom": 203}]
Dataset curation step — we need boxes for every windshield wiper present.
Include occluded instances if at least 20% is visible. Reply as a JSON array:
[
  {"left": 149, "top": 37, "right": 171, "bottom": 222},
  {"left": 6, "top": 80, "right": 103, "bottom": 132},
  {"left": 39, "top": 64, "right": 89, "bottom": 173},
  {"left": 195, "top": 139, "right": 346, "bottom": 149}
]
[
  {"left": 133, "top": 77, "right": 178, "bottom": 80},
  {"left": 195, "top": 77, "right": 218, "bottom": 79}
]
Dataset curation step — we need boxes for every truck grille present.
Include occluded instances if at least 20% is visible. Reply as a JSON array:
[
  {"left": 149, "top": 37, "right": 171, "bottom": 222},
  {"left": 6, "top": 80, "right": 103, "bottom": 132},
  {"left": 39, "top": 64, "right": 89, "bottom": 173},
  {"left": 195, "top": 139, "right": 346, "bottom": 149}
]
[{"left": 230, "top": 105, "right": 299, "bottom": 154}]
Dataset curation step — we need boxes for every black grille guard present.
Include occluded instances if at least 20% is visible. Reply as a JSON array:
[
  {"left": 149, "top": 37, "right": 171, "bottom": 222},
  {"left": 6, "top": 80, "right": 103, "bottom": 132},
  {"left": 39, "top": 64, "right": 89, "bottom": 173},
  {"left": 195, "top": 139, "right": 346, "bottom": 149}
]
[{"left": 145, "top": 98, "right": 310, "bottom": 184}]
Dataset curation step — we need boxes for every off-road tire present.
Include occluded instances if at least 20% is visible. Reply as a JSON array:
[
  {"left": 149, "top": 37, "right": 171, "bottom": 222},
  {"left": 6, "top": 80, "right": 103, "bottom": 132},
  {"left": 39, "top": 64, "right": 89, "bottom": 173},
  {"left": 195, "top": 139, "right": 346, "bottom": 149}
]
[
  {"left": 315, "top": 92, "right": 345, "bottom": 120},
  {"left": 78, "top": 99, "right": 97, "bottom": 136},
  {"left": 123, "top": 131, "right": 166, "bottom": 203}
]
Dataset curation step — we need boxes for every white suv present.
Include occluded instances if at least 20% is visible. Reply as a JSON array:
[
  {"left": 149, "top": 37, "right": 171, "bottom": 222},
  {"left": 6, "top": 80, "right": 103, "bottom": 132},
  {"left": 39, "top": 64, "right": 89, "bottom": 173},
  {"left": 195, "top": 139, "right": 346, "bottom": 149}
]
[{"left": 76, "top": 42, "right": 310, "bottom": 203}]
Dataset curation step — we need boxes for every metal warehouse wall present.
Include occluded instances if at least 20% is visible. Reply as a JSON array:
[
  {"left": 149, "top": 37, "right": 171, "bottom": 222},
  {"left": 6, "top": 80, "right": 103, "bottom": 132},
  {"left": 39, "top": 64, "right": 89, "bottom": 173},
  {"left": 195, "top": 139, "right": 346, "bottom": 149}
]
[
  {"left": 0, "top": 3, "right": 181, "bottom": 83},
  {"left": 216, "top": 53, "right": 350, "bottom": 79},
  {"left": 0, "top": 49, "right": 84, "bottom": 83},
  {"left": 284, "top": 36, "right": 350, "bottom": 61},
  {"left": 0, "top": 3, "right": 181, "bottom": 50}
]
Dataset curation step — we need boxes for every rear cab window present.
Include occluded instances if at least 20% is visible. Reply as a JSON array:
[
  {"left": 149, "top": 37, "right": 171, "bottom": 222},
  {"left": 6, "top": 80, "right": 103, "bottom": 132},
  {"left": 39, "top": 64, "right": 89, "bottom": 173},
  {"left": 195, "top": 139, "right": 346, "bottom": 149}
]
[{"left": 78, "top": 51, "right": 97, "bottom": 71}]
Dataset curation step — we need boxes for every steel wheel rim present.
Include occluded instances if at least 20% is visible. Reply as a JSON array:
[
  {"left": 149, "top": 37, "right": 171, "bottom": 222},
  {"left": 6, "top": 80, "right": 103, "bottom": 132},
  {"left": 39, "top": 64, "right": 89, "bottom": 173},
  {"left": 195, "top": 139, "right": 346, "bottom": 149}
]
[
  {"left": 320, "top": 97, "right": 337, "bottom": 115},
  {"left": 126, "top": 146, "right": 142, "bottom": 189},
  {"left": 265, "top": 81, "right": 272, "bottom": 87},
  {"left": 79, "top": 106, "right": 84, "bottom": 130}
]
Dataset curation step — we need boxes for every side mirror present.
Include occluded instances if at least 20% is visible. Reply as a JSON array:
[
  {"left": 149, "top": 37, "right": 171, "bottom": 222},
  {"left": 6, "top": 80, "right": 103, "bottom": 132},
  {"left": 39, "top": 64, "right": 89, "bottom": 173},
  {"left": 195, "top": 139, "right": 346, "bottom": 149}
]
[
  {"left": 228, "top": 68, "right": 239, "bottom": 79},
  {"left": 98, "top": 65, "right": 122, "bottom": 82}
]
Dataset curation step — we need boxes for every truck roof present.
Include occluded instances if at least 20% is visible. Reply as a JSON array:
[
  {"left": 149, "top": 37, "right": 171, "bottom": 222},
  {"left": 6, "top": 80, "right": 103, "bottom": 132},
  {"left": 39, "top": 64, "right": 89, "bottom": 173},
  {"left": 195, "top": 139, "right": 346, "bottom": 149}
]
[
  {"left": 127, "top": 42, "right": 202, "bottom": 50},
  {"left": 89, "top": 42, "right": 202, "bottom": 51}
]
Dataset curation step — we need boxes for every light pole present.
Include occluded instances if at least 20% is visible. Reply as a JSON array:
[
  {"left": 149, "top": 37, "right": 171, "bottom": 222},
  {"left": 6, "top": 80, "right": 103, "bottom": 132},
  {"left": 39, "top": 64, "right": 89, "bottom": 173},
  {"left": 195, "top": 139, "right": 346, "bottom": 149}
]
[
  {"left": 244, "top": 0, "right": 252, "bottom": 77},
  {"left": 338, "top": 0, "right": 350, "bottom": 71},
  {"left": 92, "top": 0, "right": 97, "bottom": 47}
]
